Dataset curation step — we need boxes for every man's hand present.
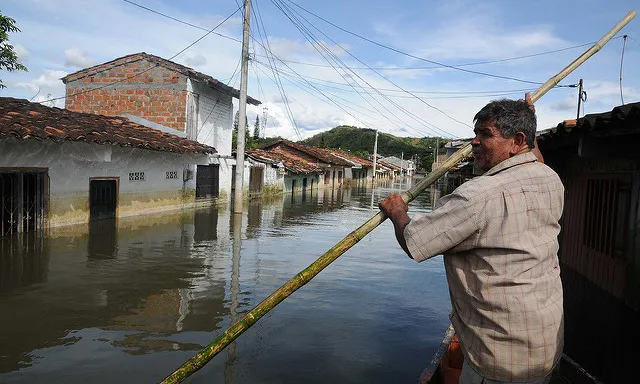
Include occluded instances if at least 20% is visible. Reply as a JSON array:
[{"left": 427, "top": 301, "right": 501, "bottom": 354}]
[
  {"left": 379, "top": 194, "right": 414, "bottom": 259},
  {"left": 379, "top": 193, "right": 408, "bottom": 221}
]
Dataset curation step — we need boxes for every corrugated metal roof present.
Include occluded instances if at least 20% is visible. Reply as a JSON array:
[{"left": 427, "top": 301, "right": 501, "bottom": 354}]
[
  {"left": 62, "top": 52, "right": 261, "bottom": 106},
  {"left": 539, "top": 102, "right": 640, "bottom": 141},
  {"left": 0, "top": 97, "right": 216, "bottom": 154}
]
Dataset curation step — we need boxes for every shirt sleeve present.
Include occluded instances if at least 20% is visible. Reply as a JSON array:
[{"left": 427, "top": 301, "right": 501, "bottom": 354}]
[{"left": 404, "top": 191, "right": 479, "bottom": 262}]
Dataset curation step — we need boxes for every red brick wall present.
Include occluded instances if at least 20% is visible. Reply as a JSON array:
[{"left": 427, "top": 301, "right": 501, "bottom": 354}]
[{"left": 65, "top": 58, "right": 188, "bottom": 132}]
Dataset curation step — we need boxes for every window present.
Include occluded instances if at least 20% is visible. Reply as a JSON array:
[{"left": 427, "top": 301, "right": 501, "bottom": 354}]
[
  {"left": 129, "top": 172, "right": 145, "bottom": 181},
  {"left": 582, "top": 176, "right": 631, "bottom": 258}
]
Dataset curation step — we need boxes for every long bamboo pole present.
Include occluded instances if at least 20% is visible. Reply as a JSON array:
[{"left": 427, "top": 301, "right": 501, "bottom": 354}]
[{"left": 160, "top": 10, "right": 635, "bottom": 384}]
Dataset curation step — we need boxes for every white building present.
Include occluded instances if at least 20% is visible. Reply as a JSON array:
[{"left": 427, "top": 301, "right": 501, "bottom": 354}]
[
  {"left": 61, "top": 52, "right": 261, "bottom": 202},
  {"left": 0, "top": 97, "right": 215, "bottom": 233}
]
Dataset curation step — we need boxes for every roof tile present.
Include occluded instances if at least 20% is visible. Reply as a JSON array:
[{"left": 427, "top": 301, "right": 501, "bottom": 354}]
[{"left": 0, "top": 97, "right": 216, "bottom": 154}]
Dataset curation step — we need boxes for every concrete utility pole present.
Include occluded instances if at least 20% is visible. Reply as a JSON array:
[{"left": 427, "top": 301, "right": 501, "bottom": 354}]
[
  {"left": 234, "top": 0, "right": 252, "bottom": 214},
  {"left": 434, "top": 137, "right": 439, "bottom": 168},
  {"left": 371, "top": 129, "right": 378, "bottom": 181}
]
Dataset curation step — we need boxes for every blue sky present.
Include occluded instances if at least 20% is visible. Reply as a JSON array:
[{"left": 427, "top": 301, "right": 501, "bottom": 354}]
[{"left": 1, "top": 0, "right": 639, "bottom": 141}]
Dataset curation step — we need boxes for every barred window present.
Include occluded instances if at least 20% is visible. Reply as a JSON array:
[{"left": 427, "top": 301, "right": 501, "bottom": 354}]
[
  {"left": 166, "top": 171, "right": 178, "bottom": 179},
  {"left": 129, "top": 172, "right": 145, "bottom": 181}
]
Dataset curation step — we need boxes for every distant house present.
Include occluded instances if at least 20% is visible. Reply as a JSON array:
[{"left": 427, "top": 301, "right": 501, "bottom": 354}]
[
  {"left": 379, "top": 155, "right": 416, "bottom": 177},
  {"left": 245, "top": 148, "right": 324, "bottom": 194},
  {"left": 538, "top": 102, "right": 640, "bottom": 311},
  {"left": 260, "top": 140, "right": 354, "bottom": 189},
  {"left": 327, "top": 149, "right": 373, "bottom": 185},
  {"left": 0, "top": 97, "right": 215, "bottom": 233},
  {"left": 61, "top": 52, "right": 261, "bottom": 201}
]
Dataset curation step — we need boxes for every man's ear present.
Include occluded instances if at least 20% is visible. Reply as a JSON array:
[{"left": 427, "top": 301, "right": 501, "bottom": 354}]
[{"left": 510, "top": 132, "right": 527, "bottom": 154}]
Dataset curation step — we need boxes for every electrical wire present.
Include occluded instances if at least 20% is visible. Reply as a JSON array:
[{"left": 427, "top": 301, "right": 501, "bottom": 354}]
[
  {"left": 40, "top": 4, "right": 243, "bottom": 104},
  {"left": 251, "top": 0, "right": 302, "bottom": 140},
  {"left": 619, "top": 35, "right": 627, "bottom": 105},
  {"left": 282, "top": 0, "right": 577, "bottom": 87},
  {"left": 121, "top": 0, "right": 241, "bottom": 42},
  {"left": 270, "top": 0, "right": 459, "bottom": 137},
  {"left": 252, "top": 39, "right": 612, "bottom": 71}
]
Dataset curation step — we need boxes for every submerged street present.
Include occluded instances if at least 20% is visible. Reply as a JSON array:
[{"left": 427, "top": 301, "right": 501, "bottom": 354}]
[{"left": 0, "top": 184, "right": 452, "bottom": 383}]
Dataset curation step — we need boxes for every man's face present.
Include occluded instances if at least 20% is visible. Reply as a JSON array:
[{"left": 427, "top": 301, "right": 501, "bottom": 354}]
[{"left": 471, "top": 121, "right": 515, "bottom": 172}]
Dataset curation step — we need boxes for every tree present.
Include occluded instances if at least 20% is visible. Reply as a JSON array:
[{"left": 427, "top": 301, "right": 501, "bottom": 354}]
[
  {"left": 232, "top": 110, "right": 251, "bottom": 148},
  {"left": 253, "top": 114, "right": 260, "bottom": 139},
  {"left": 0, "top": 12, "right": 28, "bottom": 88}
]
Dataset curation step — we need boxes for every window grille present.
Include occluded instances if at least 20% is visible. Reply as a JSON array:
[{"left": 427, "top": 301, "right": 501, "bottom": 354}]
[
  {"left": 129, "top": 172, "right": 145, "bottom": 181},
  {"left": 166, "top": 171, "right": 178, "bottom": 180}
]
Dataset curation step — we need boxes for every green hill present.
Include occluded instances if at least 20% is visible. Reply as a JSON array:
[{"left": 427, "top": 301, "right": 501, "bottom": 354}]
[{"left": 300, "top": 126, "right": 441, "bottom": 170}]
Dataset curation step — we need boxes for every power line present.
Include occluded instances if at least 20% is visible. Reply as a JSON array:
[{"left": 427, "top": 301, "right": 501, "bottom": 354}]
[
  {"left": 282, "top": 0, "right": 578, "bottom": 87},
  {"left": 252, "top": 39, "right": 611, "bottom": 71},
  {"left": 251, "top": 0, "right": 302, "bottom": 140},
  {"left": 41, "top": 4, "right": 243, "bottom": 104},
  {"left": 121, "top": 0, "right": 241, "bottom": 42},
  {"left": 271, "top": 0, "right": 459, "bottom": 137},
  {"left": 251, "top": 60, "right": 538, "bottom": 95}
]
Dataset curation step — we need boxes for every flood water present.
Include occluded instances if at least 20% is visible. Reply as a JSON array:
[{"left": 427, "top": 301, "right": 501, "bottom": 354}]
[{"left": 0, "top": 182, "right": 452, "bottom": 383}]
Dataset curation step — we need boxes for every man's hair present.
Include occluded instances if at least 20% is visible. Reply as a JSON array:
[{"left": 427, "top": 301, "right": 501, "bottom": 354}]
[{"left": 473, "top": 99, "right": 536, "bottom": 148}]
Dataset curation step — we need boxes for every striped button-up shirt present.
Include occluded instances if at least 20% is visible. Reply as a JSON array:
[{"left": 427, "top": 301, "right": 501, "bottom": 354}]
[{"left": 405, "top": 152, "right": 564, "bottom": 381}]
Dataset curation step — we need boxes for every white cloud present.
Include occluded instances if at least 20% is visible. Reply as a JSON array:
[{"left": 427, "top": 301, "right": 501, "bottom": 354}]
[
  {"left": 64, "top": 47, "right": 96, "bottom": 68},
  {"left": 15, "top": 69, "right": 68, "bottom": 100},
  {"left": 550, "top": 97, "right": 577, "bottom": 111},
  {"left": 14, "top": 44, "right": 30, "bottom": 65},
  {"left": 184, "top": 54, "right": 207, "bottom": 66}
]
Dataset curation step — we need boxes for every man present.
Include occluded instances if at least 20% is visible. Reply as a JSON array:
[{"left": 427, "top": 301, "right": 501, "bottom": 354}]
[{"left": 379, "top": 97, "right": 564, "bottom": 384}]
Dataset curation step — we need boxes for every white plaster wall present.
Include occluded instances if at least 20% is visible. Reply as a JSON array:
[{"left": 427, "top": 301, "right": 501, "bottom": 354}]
[
  {"left": 188, "top": 79, "right": 233, "bottom": 155},
  {"left": 0, "top": 137, "right": 208, "bottom": 223},
  {"left": 246, "top": 159, "right": 284, "bottom": 190},
  {"left": 264, "top": 164, "right": 283, "bottom": 188},
  {"left": 208, "top": 156, "right": 234, "bottom": 201},
  {"left": 344, "top": 167, "right": 354, "bottom": 179}
]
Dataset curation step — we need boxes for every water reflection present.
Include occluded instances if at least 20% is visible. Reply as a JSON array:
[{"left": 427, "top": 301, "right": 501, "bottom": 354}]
[
  {"left": 0, "top": 184, "right": 452, "bottom": 384},
  {"left": 88, "top": 218, "right": 117, "bottom": 259},
  {"left": 0, "top": 232, "right": 49, "bottom": 292}
]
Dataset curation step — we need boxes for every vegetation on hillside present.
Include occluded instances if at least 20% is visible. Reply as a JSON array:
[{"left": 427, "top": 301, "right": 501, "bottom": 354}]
[{"left": 301, "top": 125, "right": 443, "bottom": 171}]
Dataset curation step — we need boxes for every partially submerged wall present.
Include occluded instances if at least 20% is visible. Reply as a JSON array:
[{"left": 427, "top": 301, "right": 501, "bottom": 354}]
[{"left": 0, "top": 138, "right": 209, "bottom": 228}]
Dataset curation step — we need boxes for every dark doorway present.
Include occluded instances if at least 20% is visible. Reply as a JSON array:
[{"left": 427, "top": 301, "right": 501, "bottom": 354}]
[
  {"left": 249, "top": 166, "right": 264, "bottom": 194},
  {"left": 90, "top": 179, "right": 117, "bottom": 221},
  {"left": 196, "top": 164, "right": 220, "bottom": 199},
  {"left": 302, "top": 178, "right": 308, "bottom": 193},
  {"left": 291, "top": 179, "right": 296, "bottom": 194}
]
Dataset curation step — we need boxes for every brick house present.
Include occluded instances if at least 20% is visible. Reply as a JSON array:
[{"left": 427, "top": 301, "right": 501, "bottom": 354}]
[{"left": 61, "top": 52, "right": 261, "bottom": 201}]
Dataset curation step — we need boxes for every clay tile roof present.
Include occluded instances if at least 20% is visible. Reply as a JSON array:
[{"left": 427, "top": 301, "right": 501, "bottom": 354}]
[
  {"left": 245, "top": 148, "right": 323, "bottom": 174},
  {"left": 0, "top": 97, "right": 216, "bottom": 154},
  {"left": 61, "top": 52, "right": 261, "bottom": 106},
  {"left": 328, "top": 149, "right": 373, "bottom": 167},
  {"left": 261, "top": 139, "right": 355, "bottom": 167}
]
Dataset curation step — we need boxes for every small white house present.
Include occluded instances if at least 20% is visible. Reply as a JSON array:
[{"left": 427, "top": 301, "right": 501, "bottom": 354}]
[{"left": 0, "top": 97, "right": 215, "bottom": 233}]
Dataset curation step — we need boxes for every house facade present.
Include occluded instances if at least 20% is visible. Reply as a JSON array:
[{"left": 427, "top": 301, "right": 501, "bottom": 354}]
[
  {"left": 0, "top": 97, "right": 214, "bottom": 233},
  {"left": 538, "top": 102, "right": 640, "bottom": 311},
  {"left": 61, "top": 52, "right": 260, "bottom": 201},
  {"left": 245, "top": 148, "right": 323, "bottom": 194},
  {"left": 260, "top": 140, "right": 353, "bottom": 189}
]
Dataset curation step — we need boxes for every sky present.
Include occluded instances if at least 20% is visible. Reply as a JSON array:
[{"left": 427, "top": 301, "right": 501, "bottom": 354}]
[{"left": 1, "top": 0, "right": 639, "bottom": 142}]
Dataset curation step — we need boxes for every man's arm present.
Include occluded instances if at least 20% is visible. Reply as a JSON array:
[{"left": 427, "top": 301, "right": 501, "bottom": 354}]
[{"left": 378, "top": 193, "right": 414, "bottom": 259}]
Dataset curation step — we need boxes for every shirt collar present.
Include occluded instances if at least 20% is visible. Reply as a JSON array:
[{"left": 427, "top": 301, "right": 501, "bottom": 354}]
[{"left": 484, "top": 151, "right": 537, "bottom": 176}]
